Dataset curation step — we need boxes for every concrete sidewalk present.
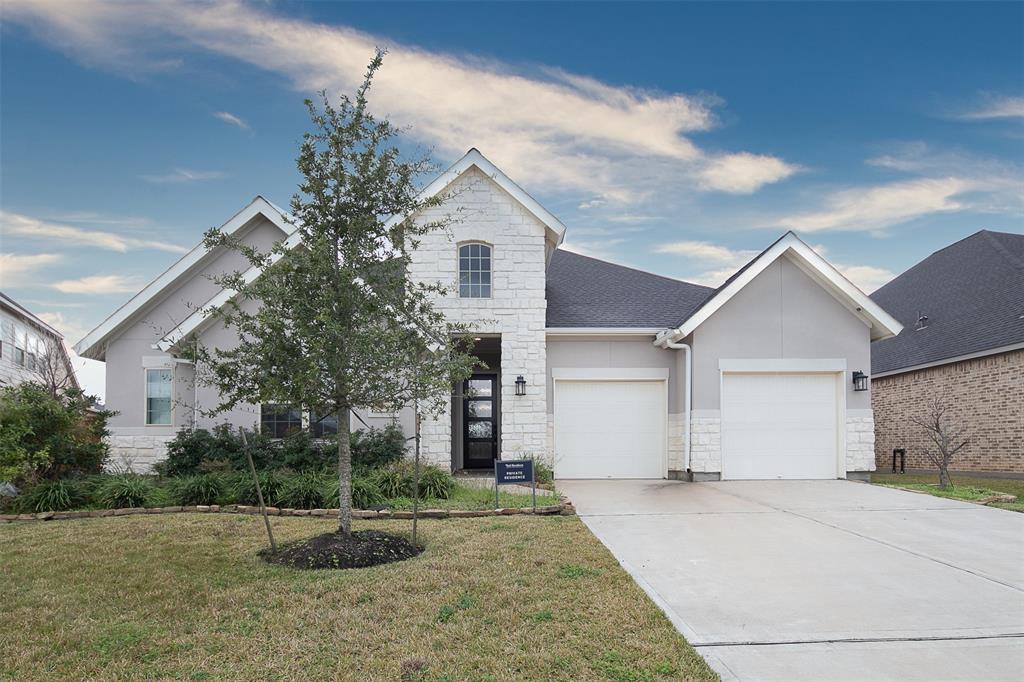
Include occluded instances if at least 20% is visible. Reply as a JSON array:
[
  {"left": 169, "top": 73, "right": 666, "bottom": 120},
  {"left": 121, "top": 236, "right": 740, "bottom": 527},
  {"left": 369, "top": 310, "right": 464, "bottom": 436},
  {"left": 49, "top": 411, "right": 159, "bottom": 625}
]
[{"left": 559, "top": 479, "right": 1024, "bottom": 681}]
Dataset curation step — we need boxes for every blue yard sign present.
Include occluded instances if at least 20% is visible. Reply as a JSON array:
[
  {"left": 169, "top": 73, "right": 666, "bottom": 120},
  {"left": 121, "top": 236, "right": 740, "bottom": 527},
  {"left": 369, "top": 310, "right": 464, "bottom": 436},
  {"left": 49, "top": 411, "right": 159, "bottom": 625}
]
[{"left": 494, "top": 459, "right": 537, "bottom": 511}]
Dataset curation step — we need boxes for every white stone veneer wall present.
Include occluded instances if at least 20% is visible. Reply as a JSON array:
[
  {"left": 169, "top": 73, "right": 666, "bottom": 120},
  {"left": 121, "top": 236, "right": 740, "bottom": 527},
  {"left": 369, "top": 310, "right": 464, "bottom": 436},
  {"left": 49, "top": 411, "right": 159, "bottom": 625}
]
[
  {"left": 107, "top": 427, "right": 176, "bottom": 473},
  {"left": 846, "top": 411, "right": 876, "bottom": 472},
  {"left": 408, "top": 168, "right": 550, "bottom": 469},
  {"left": 688, "top": 414, "right": 722, "bottom": 473}
]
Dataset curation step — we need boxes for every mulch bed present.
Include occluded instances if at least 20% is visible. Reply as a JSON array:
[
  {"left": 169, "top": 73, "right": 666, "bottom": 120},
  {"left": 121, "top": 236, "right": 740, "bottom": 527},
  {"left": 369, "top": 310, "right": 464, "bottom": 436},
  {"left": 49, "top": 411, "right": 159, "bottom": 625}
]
[{"left": 260, "top": 530, "right": 422, "bottom": 570}]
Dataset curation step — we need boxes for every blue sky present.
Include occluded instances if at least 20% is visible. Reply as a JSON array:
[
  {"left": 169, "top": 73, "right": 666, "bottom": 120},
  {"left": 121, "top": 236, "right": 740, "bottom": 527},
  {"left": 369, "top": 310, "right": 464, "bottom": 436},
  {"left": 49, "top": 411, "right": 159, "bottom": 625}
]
[{"left": 2, "top": 1, "right": 1022, "bottom": 396}]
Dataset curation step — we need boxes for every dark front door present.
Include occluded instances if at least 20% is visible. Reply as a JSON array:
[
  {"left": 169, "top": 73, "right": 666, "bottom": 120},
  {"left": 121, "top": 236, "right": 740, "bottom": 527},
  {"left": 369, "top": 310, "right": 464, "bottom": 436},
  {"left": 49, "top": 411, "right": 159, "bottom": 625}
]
[{"left": 463, "top": 374, "right": 497, "bottom": 469}]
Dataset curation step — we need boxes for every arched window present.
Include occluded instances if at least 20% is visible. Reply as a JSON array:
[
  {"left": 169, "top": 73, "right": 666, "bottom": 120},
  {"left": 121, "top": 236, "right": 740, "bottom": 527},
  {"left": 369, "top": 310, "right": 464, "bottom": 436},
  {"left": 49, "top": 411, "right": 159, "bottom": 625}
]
[{"left": 459, "top": 243, "right": 492, "bottom": 298}]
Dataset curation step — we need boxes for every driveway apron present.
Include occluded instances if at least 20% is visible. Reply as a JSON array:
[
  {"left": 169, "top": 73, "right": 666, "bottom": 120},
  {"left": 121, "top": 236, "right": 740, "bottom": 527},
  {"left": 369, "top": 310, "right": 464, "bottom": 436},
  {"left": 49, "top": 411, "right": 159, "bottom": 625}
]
[{"left": 559, "top": 479, "right": 1024, "bottom": 682}]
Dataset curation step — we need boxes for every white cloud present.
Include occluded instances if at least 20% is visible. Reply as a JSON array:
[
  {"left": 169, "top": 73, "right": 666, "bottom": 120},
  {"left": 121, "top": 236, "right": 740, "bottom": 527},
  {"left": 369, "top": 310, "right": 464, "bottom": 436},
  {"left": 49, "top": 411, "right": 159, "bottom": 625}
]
[
  {"left": 4, "top": 0, "right": 796, "bottom": 206},
  {"left": 34, "top": 311, "right": 90, "bottom": 345},
  {"left": 655, "top": 238, "right": 893, "bottom": 291},
  {"left": 1, "top": 210, "right": 189, "bottom": 253},
  {"left": 51, "top": 274, "right": 142, "bottom": 294},
  {"left": 0, "top": 252, "right": 62, "bottom": 287},
  {"left": 655, "top": 240, "right": 757, "bottom": 264},
  {"left": 832, "top": 264, "right": 894, "bottom": 293},
  {"left": 559, "top": 238, "right": 629, "bottom": 264},
  {"left": 698, "top": 152, "right": 800, "bottom": 194},
  {"left": 655, "top": 240, "right": 757, "bottom": 286},
  {"left": 213, "top": 110, "right": 249, "bottom": 130},
  {"left": 772, "top": 177, "right": 974, "bottom": 233},
  {"left": 141, "top": 168, "right": 227, "bottom": 184},
  {"left": 958, "top": 95, "right": 1024, "bottom": 120}
]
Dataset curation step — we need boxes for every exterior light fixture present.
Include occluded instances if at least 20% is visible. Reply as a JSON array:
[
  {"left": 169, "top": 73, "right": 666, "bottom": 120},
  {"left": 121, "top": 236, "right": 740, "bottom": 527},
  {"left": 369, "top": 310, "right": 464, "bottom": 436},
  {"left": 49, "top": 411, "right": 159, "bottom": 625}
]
[
  {"left": 852, "top": 371, "right": 869, "bottom": 392},
  {"left": 515, "top": 375, "right": 527, "bottom": 396}
]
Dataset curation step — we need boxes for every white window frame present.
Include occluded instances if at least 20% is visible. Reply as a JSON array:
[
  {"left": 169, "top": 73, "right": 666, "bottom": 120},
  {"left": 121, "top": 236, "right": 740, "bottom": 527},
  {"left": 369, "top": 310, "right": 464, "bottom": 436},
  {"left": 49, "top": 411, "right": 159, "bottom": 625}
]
[
  {"left": 457, "top": 241, "right": 493, "bottom": 299},
  {"left": 144, "top": 367, "right": 174, "bottom": 426}
]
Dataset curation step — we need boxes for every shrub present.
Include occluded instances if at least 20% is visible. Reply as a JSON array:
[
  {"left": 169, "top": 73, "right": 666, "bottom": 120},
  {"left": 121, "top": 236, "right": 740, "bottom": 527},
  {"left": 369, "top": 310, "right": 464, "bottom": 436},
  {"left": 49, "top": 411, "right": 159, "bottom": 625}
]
[
  {"left": 0, "top": 383, "right": 110, "bottom": 482},
  {"left": 169, "top": 474, "right": 224, "bottom": 506},
  {"left": 352, "top": 477, "right": 385, "bottom": 509},
  {"left": 158, "top": 425, "right": 244, "bottom": 477},
  {"left": 278, "top": 471, "right": 330, "bottom": 509},
  {"left": 322, "top": 475, "right": 385, "bottom": 509},
  {"left": 157, "top": 425, "right": 335, "bottom": 477},
  {"left": 373, "top": 461, "right": 413, "bottom": 499},
  {"left": 279, "top": 431, "right": 334, "bottom": 471},
  {"left": 534, "top": 460, "right": 554, "bottom": 485},
  {"left": 372, "top": 461, "right": 453, "bottom": 500},
  {"left": 418, "top": 466, "right": 454, "bottom": 500},
  {"left": 18, "top": 479, "right": 84, "bottom": 512},
  {"left": 229, "top": 470, "right": 283, "bottom": 506},
  {"left": 96, "top": 475, "right": 154, "bottom": 509},
  {"left": 351, "top": 424, "right": 406, "bottom": 469}
]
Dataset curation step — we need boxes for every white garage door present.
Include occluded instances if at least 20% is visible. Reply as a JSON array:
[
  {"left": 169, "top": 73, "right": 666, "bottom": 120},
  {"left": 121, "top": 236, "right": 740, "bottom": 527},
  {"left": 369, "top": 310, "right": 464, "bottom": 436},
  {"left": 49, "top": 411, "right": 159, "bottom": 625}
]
[
  {"left": 721, "top": 373, "right": 839, "bottom": 480},
  {"left": 554, "top": 380, "right": 666, "bottom": 479}
]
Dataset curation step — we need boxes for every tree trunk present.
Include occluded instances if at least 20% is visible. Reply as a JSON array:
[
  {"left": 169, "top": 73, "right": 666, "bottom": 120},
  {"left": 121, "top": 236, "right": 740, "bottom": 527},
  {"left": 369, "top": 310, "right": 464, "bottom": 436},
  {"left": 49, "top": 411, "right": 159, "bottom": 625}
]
[
  {"left": 412, "top": 406, "right": 421, "bottom": 546},
  {"left": 938, "top": 459, "right": 953, "bottom": 489},
  {"left": 337, "top": 404, "right": 353, "bottom": 534}
]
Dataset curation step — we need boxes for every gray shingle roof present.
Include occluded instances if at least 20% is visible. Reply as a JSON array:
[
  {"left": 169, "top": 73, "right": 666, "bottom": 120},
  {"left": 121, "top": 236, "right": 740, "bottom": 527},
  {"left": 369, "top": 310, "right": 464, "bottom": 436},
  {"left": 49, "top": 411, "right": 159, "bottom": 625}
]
[
  {"left": 546, "top": 249, "right": 714, "bottom": 328},
  {"left": 869, "top": 230, "right": 1024, "bottom": 374}
]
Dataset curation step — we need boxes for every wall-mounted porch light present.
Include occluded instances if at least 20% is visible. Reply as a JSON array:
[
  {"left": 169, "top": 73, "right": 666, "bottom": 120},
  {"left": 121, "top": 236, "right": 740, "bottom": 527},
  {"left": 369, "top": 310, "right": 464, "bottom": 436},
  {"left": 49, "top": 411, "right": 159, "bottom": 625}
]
[
  {"left": 852, "top": 371, "right": 869, "bottom": 392},
  {"left": 515, "top": 375, "right": 527, "bottom": 396}
]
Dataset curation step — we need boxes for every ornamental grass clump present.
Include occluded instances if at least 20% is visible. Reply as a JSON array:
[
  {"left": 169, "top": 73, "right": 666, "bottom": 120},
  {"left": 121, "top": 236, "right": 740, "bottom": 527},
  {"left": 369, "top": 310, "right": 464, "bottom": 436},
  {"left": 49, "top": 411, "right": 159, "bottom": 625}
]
[
  {"left": 169, "top": 474, "right": 225, "bottom": 506},
  {"left": 96, "top": 475, "right": 154, "bottom": 509}
]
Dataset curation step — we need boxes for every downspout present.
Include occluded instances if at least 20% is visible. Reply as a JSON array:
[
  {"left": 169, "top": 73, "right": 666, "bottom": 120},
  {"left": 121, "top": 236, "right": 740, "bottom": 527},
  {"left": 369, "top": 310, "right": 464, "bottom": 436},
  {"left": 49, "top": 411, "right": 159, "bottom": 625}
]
[{"left": 656, "top": 335, "right": 691, "bottom": 476}]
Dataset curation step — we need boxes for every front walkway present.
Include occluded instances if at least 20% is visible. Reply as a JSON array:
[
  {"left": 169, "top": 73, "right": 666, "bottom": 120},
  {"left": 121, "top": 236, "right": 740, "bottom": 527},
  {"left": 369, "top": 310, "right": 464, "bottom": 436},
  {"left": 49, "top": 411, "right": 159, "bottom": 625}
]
[{"left": 559, "top": 479, "right": 1024, "bottom": 681}]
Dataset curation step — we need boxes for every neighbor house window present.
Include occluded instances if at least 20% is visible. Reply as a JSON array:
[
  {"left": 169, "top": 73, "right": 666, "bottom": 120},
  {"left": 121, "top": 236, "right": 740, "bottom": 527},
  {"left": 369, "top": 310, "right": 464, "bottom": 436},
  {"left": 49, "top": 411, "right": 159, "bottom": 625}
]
[
  {"left": 261, "top": 404, "right": 302, "bottom": 439},
  {"left": 145, "top": 368, "right": 173, "bottom": 425},
  {"left": 459, "top": 243, "right": 492, "bottom": 298},
  {"left": 13, "top": 330, "right": 26, "bottom": 366},
  {"left": 310, "top": 411, "right": 338, "bottom": 438}
]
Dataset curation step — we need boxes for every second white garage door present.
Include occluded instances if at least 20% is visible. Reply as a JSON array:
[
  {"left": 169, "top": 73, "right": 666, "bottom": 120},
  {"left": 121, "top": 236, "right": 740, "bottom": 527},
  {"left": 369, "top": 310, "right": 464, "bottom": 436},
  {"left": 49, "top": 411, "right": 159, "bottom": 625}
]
[
  {"left": 721, "top": 373, "right": 839, "bottom": 480},
  {"left": 553, "top": 379, "right": 666, "bottom": 479}
]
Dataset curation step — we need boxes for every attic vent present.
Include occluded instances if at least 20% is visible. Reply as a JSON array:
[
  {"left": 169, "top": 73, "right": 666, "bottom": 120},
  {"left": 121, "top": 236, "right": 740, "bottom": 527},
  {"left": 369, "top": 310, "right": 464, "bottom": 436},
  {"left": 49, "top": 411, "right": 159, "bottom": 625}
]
[{"left": 914, "top": 313, "right": 930, "bottom": 331}]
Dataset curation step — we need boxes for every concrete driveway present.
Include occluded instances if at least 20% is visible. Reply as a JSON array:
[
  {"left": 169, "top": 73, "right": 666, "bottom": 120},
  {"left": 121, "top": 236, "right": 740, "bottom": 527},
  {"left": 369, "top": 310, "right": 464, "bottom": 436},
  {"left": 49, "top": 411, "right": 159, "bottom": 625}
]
[{"left": 559, "top": 479, "right": 1024, "bottom": 681}]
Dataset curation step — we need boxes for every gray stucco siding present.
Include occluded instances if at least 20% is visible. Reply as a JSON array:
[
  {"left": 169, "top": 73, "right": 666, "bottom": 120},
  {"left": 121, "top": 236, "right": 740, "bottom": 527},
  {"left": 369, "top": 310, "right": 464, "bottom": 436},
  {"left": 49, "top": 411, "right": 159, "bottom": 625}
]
[
  {"left": 545, "top": 335, "right": 685, "bottom": 413},
  {"left": 690, "top": 256, "right": 872, "bottom": 411},
  {"left": 105, "top": 216, "right": 287, "bottom": 429}
]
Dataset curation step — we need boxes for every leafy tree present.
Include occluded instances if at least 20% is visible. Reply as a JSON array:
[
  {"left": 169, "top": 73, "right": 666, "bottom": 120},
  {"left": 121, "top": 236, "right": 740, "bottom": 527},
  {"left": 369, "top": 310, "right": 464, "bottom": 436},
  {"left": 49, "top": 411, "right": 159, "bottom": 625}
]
[
  {"left": 0, "top": 382, "right": 111, "bottom": 482},
  {"left": 190, "top": 52, "right": 476, "bottom": 534}
]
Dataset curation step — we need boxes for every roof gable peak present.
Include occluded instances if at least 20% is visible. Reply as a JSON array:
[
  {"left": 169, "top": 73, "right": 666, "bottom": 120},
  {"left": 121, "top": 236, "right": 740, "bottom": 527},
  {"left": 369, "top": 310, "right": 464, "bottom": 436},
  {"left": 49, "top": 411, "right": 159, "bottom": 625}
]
[{"left": 658, "top": 232, "right": 903, "bottom": 344}]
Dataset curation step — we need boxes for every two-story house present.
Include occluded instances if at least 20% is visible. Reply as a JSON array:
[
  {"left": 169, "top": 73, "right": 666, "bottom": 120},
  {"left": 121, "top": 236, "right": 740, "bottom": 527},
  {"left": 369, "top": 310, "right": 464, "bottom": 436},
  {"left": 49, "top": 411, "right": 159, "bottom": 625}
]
[
  {"left": 1, "top": 292, "right": 79, "bottom": 392},
  {"left": 75, "top": 150, "right": 902, "bottom": 480}
]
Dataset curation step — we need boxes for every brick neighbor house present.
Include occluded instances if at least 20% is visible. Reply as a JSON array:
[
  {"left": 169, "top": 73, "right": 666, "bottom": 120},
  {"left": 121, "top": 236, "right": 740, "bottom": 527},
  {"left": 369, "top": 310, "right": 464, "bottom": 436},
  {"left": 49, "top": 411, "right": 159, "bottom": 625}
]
[{"left": 870, "top": 230, "right": 1024, "bottom": 474}]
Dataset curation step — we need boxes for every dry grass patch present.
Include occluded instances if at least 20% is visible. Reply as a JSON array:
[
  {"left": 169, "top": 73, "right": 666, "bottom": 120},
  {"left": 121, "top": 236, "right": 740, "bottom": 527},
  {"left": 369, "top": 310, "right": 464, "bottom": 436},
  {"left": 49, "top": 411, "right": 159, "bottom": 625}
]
[
  {"left": 0, "top": 514, "right": 715, "bottom": 681},
  {"left": 872, "top": 472, "right": 1024, "bottom": 512}
]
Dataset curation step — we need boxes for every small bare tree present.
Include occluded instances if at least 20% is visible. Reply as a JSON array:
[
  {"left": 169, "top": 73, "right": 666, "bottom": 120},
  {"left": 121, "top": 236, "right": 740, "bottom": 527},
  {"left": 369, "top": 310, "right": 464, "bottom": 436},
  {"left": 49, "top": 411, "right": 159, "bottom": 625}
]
[
  {"left": 910, "top": 395, "right": 969, "bottom": 489},
  {"left": 30, "top": 338, "right": 78, "bottom": 399}
]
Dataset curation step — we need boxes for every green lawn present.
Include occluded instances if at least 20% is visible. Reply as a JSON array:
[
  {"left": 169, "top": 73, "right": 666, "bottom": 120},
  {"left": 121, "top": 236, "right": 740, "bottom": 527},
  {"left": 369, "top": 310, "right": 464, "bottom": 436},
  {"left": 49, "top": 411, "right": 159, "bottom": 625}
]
[
  {"left": 0, "top": 514, "right": 716, "bottom": 681},
  {"left": 871, "top": 472, "right": 1024, "bottom": 512}
]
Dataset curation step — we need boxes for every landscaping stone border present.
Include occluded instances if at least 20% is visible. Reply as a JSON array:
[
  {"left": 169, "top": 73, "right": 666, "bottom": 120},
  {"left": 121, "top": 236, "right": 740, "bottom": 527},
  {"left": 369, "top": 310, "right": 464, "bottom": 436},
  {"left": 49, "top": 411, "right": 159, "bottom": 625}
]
[{"left": 0, "top": 498, "right": 575, "bottom": 524}]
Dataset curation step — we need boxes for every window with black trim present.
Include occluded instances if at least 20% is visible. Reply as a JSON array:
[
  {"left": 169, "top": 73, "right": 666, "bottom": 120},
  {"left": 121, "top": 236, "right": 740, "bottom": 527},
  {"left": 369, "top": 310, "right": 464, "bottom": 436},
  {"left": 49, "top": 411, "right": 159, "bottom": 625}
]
[
  {"left": 260, "top": 404, "right": 302, "bottom": 439},
  {"left": 458, "top": 243, "right": 492, "bottom": 298},
  {"left": 310, "top": 411, "right": 338, "bottom": 438}
]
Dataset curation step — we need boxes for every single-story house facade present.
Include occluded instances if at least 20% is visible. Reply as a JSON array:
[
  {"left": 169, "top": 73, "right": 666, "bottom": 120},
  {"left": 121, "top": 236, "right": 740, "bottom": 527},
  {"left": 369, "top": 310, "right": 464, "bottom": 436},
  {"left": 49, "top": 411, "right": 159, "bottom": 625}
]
[
  {"left": 76, "top": 149, "right": 902, "bottom": 480},
  {"left": 870, "top": 230, "right": 1024, "bottom": 474}
]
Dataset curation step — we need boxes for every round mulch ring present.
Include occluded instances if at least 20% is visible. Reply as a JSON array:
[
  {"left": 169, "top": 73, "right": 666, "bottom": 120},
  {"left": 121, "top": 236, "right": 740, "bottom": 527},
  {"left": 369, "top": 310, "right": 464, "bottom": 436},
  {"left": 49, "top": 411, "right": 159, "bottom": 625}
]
[{"left": 259, "top": 530, "right": 422, "bottom": 570}]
